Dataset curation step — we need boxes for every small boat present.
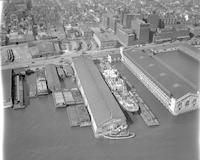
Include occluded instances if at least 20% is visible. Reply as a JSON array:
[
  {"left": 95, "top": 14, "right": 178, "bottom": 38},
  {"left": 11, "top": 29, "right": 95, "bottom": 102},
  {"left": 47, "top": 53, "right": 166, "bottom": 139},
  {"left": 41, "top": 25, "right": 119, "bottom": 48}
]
[{"left": 103, "top": 131, "right": 136, "bottom": 140}]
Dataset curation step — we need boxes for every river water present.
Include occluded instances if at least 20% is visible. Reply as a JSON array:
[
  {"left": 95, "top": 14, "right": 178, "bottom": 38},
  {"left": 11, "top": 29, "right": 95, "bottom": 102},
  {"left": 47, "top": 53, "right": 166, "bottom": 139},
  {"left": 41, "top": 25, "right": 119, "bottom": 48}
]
[{"left": 4, "top": 62, "right": 199, "bottom": 160}]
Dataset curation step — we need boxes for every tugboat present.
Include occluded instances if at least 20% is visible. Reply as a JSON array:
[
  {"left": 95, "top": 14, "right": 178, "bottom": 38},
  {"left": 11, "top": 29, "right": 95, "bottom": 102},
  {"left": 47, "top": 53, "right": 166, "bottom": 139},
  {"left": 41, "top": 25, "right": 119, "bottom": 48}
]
[{"left": 103, "top": 130, "right": 136, "bottom": 140}]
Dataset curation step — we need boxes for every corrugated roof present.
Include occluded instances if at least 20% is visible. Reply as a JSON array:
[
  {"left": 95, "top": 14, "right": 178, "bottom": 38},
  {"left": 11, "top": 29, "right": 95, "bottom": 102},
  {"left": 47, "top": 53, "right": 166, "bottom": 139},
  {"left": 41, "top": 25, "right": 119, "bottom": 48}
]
[{"left": 73, "top": 56, "right": 126, "bottom": 127}]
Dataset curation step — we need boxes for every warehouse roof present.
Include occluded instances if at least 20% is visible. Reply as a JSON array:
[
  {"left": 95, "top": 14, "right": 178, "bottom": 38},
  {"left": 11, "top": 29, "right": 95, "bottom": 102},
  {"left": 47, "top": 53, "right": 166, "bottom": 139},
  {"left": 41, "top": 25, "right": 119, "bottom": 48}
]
[
  {"left": 124, "top": 48, "right": 197, "bottom": 99},
  {"left": 73, "top": 56, "right": 126, "bottom": 127}
]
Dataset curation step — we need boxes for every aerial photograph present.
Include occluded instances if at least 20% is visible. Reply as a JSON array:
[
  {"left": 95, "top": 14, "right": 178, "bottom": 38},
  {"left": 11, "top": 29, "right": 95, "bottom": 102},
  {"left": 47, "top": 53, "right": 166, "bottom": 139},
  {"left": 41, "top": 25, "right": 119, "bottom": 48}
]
[{"left": 1, "top": 0, "right": 200, "bottom": 160}]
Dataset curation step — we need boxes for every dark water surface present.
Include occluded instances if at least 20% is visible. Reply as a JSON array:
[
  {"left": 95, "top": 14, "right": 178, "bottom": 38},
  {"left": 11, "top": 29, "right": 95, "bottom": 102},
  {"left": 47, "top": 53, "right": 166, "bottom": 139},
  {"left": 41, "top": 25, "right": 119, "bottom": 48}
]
[{"left": 4, "top": 63, "right": 199, "bottom": 160}]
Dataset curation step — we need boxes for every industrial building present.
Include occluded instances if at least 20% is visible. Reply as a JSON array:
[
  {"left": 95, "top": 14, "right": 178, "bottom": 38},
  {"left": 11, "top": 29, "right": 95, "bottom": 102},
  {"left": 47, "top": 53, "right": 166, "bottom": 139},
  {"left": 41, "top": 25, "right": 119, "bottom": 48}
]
[
  {"left": 2, "top": 69, "right": 13, "bottom": 108},
  {"left": 121, "top": 45, "right": 199, "bottom": 115},
  {"left": 72, "top": 56, "right": 127, "bottom": 138}
]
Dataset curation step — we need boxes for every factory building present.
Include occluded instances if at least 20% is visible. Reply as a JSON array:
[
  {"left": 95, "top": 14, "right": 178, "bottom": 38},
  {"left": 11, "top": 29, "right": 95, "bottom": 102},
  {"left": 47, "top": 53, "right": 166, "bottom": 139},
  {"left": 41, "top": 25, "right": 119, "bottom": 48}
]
[
  {"left": 72, "top": 56, "right": 127, "bottom": 138},
  {"left": 2, "top": 69, "right": 13, "bottom": 108},
  {"left": 121, "top": 46, "right": 199, "bottom": 116}
]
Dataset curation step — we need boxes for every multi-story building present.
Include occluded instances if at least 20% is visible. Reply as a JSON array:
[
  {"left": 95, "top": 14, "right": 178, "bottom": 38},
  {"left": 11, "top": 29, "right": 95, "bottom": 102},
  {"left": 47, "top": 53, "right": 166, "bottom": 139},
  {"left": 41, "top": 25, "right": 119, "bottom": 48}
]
[
  {"left": 79, "top": 25, "right": 93, "bottom": 39},
  {"left": 120, "top": 45, "right": 199, "bottom": 116},
  {"left": 147, "top": 12, "right": 161, "bottom": 31},
  {"left": 116, "top": 23, "right": 137, "bottom": 46},
  {"left": 92, "top": 28, "right": 119, "bottom": 49},
  {"left": 102, "top": 13, "right": 110, "bottom": 29},
  {"left": 153, "top": 26, "right": 190, "bottom": 43},
  {"left": 131, "top": 19, "right": 150, "bottom": 44},
  {"left": 161, "top": 17, "right": 186, "bottom": 27},
  {"left": 122, "top": 14, "right": 141, "bottom": 28}
]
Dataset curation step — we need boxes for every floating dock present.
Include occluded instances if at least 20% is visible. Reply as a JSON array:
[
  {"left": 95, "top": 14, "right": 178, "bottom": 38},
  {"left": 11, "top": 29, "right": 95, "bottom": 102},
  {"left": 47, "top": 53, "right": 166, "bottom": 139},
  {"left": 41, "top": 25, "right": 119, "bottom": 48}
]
[{"left": 130, "top": 90, "right": 159, "bottom": 126}]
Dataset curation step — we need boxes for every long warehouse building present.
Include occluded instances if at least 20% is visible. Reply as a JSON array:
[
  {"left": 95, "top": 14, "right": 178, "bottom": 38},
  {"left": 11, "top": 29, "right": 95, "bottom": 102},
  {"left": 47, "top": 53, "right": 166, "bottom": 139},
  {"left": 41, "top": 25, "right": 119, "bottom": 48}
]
[
  {"left": 121, "top": 45, "right": 199, "bottom": 116},
  {"left": 72, "top": 56, "right": 127, "bottom": 138}
]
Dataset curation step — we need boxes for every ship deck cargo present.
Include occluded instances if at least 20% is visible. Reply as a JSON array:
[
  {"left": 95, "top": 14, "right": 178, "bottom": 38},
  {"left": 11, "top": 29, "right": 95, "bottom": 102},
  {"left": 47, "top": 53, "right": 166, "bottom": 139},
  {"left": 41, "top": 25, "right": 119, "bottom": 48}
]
[
  {"left": 52, "top": 91, "right": 66, "bottom": 108},
  {"left": 71, "top": 88, "right": 84, "bottom": 105},
  {"left": 76, "top": 105, "right": 91, "bottom": 127},
  {"left": 2, "top": 69, "right": 13, "bottom": 108},
  {"left": 66, "top": 105, "right": 91, "bottom": 127},
  {"left": 62, "top": 90, "right": 75, "bottom": 105},
  {"left": 45, "top": 64, "right": 61, "bottom": 91},
  {"left": 36, "top": 80, "right": 48, "bottom": 96},
  {"left": 66, "top": 106, "right": 80, "bottom": 127},
  {"left": 72, "top": 56, "right": 127, "bottom": 138}
]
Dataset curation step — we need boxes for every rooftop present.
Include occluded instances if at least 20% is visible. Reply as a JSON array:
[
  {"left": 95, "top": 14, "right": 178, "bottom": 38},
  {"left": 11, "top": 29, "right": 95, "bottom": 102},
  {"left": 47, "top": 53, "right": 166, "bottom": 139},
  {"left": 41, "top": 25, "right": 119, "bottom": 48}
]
[
  {"left": 124, "top": 48, "right": 198, "bottom": 99},
  {"left": 73, "top": 56, "right": 126, "bottom": 126}
]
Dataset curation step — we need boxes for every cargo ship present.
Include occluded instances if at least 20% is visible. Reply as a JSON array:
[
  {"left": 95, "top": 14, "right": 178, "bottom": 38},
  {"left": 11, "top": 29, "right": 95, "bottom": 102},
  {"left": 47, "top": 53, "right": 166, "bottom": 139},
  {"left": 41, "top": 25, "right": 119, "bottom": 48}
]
[{"left": 100, "top": 61, "right": 139, "bottom": 112}]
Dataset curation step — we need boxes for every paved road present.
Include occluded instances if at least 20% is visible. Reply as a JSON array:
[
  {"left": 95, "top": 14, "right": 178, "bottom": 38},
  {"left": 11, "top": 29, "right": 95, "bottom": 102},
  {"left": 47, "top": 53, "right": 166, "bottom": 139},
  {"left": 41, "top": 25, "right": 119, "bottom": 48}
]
[{"left": 1, "top": 47, "right": 120, "bottom": 70}]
